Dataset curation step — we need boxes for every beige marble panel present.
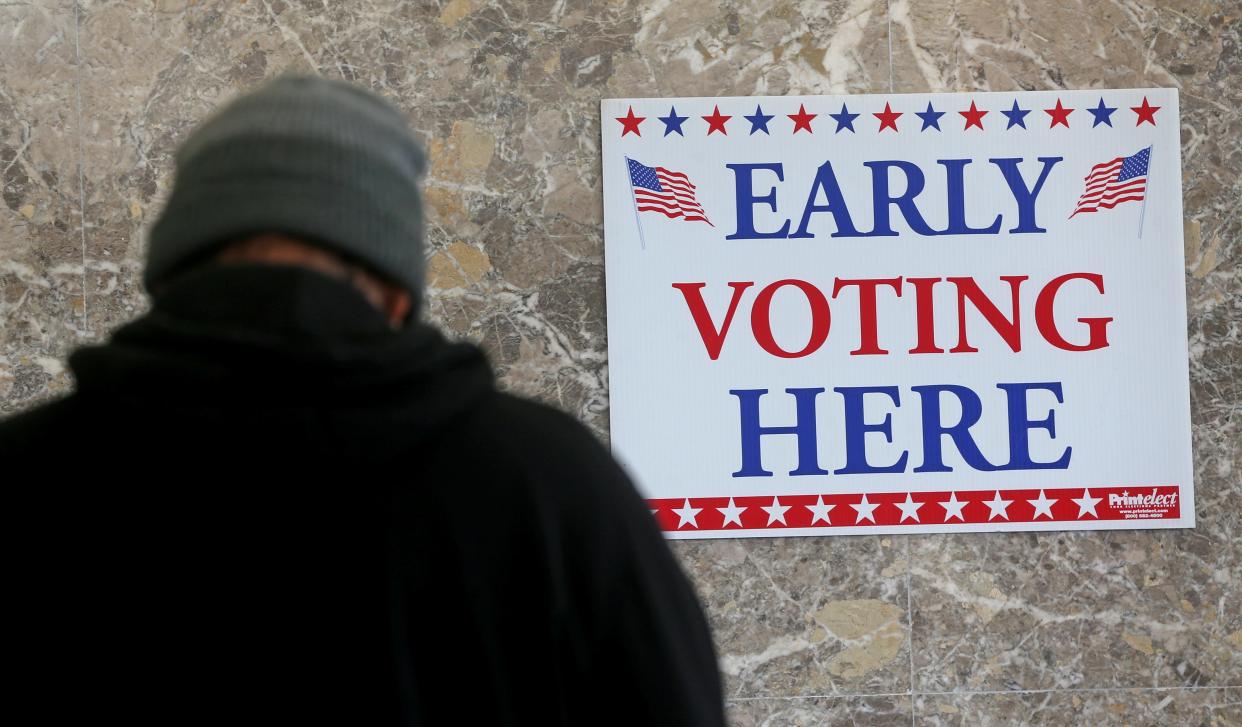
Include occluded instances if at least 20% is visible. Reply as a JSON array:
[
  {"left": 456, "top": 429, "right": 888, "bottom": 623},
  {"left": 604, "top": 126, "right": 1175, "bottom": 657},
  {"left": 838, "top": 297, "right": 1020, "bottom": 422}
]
[
  {"left": 676, "top": 535, "right": 911, "bottom": 698},
  {"left": 914, "top": 686, "right": 1241, "bottom": 726},
  {"left": 0, "top": 2, "right": 84, "bottom": 414}
]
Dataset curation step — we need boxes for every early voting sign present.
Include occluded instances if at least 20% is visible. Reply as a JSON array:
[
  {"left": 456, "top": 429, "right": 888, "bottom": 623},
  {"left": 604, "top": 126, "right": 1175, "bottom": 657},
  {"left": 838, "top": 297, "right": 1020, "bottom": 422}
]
[{"left": 600, "top": 89, "right": 1193, "bottom": 539}]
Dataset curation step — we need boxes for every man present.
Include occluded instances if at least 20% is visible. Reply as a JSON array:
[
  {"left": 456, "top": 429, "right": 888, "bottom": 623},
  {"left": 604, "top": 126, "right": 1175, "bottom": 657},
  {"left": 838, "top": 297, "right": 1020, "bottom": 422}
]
[{"left": 2, "top": 75, "right": 725, "bottom": 725}]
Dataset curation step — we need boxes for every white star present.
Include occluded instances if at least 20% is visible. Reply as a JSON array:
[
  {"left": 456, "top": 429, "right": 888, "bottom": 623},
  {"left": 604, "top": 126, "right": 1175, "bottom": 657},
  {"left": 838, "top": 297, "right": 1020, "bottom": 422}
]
[
  {"left": 806, "top": 495, "right": 834, "bottom": 525},
  {"left": 851, "top": 494, "right": 880, "bottom": 524},
  {"left": 1072, "top": 488, "right": 1102, "bottom": 519},
  {"left": 718, "top": 498, "right": 747, "bottom": 528},
  {"left": 984, "top": 491, "right": 1013, "bottom": 521},
  {"left": 762, "top": 496, "right": 791, "bottom": 526},
  {"left": 895, "top": 493, "right": 923, "bottom": 522},
  {"left": 1028, "top": 490, "right": 1057, "bottom": 520},
  {"left": 672, "top": 498, "right": 702, "bottom": 529},
  {"left": 938, "top": 492, "right": 968, "bottom": 522}
]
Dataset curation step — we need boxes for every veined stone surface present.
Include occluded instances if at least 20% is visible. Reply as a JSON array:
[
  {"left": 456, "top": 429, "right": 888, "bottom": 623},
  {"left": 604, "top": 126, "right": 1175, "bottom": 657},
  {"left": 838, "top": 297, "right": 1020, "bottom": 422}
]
[{"left": 2, "top": 1, "right": 1237, "bottom": 723}]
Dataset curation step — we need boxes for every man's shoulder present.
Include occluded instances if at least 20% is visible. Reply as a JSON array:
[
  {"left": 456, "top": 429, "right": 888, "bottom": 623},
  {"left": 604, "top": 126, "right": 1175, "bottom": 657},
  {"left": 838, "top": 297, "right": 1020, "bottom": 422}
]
[
  {"left": 440, "top": 388, "right": 649, "bottom": 518},
  {"left": 0, "top": 395, "right": 80, "bottom": 455},
  {"left": 467, "top": 390, "right": 615, "bottom": 471},
  {"left": 457, "top": 389, "right": 665, "bottom": 557},
  {"left": 484, "top": 391, "right": 601, "bottom": 439}
]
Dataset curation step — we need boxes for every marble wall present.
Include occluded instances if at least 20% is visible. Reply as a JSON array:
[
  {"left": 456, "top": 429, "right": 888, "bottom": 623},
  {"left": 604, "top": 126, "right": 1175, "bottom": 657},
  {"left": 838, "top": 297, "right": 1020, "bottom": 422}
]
[{"left": 2, "top": 0, "right": 1238, "bottom": 723}]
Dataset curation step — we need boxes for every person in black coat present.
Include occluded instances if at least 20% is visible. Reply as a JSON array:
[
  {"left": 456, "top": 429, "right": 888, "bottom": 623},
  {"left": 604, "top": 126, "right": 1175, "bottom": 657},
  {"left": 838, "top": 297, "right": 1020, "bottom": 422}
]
[{"left": 1, "top": 74, "right": 726, "bottom": 726}]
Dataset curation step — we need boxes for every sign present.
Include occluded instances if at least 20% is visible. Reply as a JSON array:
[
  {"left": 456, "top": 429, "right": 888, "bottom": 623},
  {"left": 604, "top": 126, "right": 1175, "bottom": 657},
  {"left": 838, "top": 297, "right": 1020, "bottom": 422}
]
[{"left": 600, "top": 89, "right": 1193, "bottom": 539}]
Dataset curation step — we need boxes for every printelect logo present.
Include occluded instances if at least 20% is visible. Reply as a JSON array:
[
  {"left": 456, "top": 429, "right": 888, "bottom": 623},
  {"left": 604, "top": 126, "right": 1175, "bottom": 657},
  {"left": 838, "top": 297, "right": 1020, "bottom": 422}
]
[{"left": 1108, "top": 488, "right": 1177, "bottom": 508}]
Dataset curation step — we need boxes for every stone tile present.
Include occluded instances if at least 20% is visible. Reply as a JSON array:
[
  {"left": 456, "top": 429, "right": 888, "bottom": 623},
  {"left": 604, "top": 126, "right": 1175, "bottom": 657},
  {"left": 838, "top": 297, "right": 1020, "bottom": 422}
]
[
  {"left": 729, "top": 694, "right": 912, "bottom": 727},
  {"left": 1182, "top": 91, "right": 1242, "bottom": 560},
  {"left": 673, "top": 536, "right": 911, "bottom": 698},
  {"left": 1177, "top": 9, "right": 1242, "bottom": 560},
  {"left": 910, "top": 529, "right": 1241, "bottom": 692},
  {"left": 888, "top": 0, "right": 1236, "bottom": 94},
  {"left": 613, "top": 0, "right": 890, "bottom": 98},
  {"left": 0, "top": 2, "right": 84, "bottom": 414},
  {"left": 914, "top": 686, "right": 1241, "bottom": 726}
]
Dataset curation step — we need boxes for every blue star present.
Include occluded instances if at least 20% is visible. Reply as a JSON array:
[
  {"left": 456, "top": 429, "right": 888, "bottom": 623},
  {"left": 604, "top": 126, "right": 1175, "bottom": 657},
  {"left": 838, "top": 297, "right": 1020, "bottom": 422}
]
[
  {"left": 658, "top": 106, "right": 688, "bottom": 136},
  {"left": 1000, "top": 100, "right": 1030, "bottom": 129},
  {"left": 744, "top": 105, "right": 774, "bottom": 135},
  {"left": 829, "top": 103, "right": 859, "bottom": 133},
  {"left": 916, "top": 102, "right": 945, "bottom": 131},
  {"left": 1087, "top": 97, "right": 1116, "bottom": 127}
]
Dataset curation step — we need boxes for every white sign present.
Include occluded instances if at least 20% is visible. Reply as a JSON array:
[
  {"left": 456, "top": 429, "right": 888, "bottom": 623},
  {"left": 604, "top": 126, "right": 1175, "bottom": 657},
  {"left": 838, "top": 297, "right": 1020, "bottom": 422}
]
[{"left": 600, "top": 89, "right": 1193, "bottom": 539}]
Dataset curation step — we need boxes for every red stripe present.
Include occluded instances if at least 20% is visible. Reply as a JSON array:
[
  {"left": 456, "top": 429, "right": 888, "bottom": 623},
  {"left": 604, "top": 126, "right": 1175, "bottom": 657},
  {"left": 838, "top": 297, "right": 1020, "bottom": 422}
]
[
  {"left": 636, "top": 205, "right": 710, "bottom": 223},
  {"left": 1084, "top": 157, "right": 1124, "bottom": 173},
  {"left": 654, "top": 167, "right": 692, "bottom": 184},
  {"left": 649, "top": 485, "right": 1182, "bottom": 531},
  {"left": 656, "top": 170, "right": 694, "bottom": 183},
  {"left": 636, "top": 200, "right": 707, "bottom": 218},
  {"left": 650, "top": 190, "right": 700, "bottom": 207},
  {"left": 1073, "top": 178, "right": 1145, "bottom": 215},
  {"left": 634, "top": 193, "right": 702, "bottom": 211},
  {"left": 633, "top": 191, "right": 680, "bottom": 205},
  {"left": 1074, "top": 194, "right": 1146, "bottom": 215},
  {"left": 1082, "top": 177, "right": 1141, "bottom": 198},
  {"left": 1082, "top": 177, "right": 1144, "bottom": 196},
  {"left": 653, "top": 185, "right": 700, "bottom": 200},
  {"left": 634, "top": 166, "right": 711, "bottom": 224},
  {"left": 634, "top": 191, "right": 705, "bottom": 213},
  {"left": 1078, "top": 180, "right": 1142, "bottom": 210},
  {"left": 1087, "top": 155, "right": 1124, "bottom": 171},
  {"left": 1077, "top": 178, "right": 1146, "bottom": 202},
  {"left": 1083, "top": 160, "right": 1124, "bottom": 183},
  {"left": 657, "top": 177, "right": 696, "bottom": 193},
  {"left": 1093, "top": 195, "right": 1146, "bottom": 210}
]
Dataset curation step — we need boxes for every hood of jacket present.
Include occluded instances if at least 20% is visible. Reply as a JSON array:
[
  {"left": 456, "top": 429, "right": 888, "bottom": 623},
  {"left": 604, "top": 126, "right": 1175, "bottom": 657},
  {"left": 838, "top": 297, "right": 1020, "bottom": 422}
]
[{"left": 67, "top": 262, "right": 495, "bottom": 453}]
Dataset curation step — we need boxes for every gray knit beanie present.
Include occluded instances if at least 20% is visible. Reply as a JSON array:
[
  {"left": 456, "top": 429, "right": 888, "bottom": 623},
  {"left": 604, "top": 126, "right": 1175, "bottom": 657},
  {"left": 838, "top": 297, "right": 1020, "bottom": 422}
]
[{"left": 146, "top": 73, "right": 427, "bottom": 297}]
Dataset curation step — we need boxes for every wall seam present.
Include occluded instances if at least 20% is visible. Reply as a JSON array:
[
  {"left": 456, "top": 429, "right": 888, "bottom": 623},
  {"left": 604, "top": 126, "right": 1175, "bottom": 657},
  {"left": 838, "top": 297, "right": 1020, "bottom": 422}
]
[
  {"left": 887, "top": 0, "right": 894, "bottom": 94},
  {"left": 71, "top": 0, "right": 89, "bottom": 338},
  {"left": 726, "top": 683, "right": 1242, "bottom": 702}
]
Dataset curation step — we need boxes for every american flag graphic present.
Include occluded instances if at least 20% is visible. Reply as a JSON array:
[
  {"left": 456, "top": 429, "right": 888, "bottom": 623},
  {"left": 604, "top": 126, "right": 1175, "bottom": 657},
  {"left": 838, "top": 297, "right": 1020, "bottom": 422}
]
[
  {"left": 1070, "top": 146, "right": 1151, "bottom": 217},
  {"left": 626, "top": 157, "right": 713, "bottom": 225}
]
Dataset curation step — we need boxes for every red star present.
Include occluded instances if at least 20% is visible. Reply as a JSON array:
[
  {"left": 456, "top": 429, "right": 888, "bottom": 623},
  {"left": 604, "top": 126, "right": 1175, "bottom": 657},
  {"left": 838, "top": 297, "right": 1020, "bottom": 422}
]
[
  {"left": 1132, "top": 96, "right": 1160, "bottom": 126},
  {"left": 702, "top": 105, "right": 732, "bottom": 135},
  {"left": 1044, "top": 99, "right": 1073, "bottom": 128},
  {"left": 874, "top": 102, "right": 902, "bottom": 132},
  {"left": 615, "top": 106, "right": 644, "bottom": 136},
  {"left": 788, "top": 103, "right": 817, "bottom": 133},
  {"left": 959, "top": 100, "right": 987, "bottom": 130}
]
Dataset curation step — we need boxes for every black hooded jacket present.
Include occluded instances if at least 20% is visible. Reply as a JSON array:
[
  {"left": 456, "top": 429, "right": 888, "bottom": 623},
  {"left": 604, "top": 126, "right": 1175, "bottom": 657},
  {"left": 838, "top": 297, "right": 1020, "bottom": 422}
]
[{"left": 1, "top": 264, "right": 725, "bottom": 726}]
